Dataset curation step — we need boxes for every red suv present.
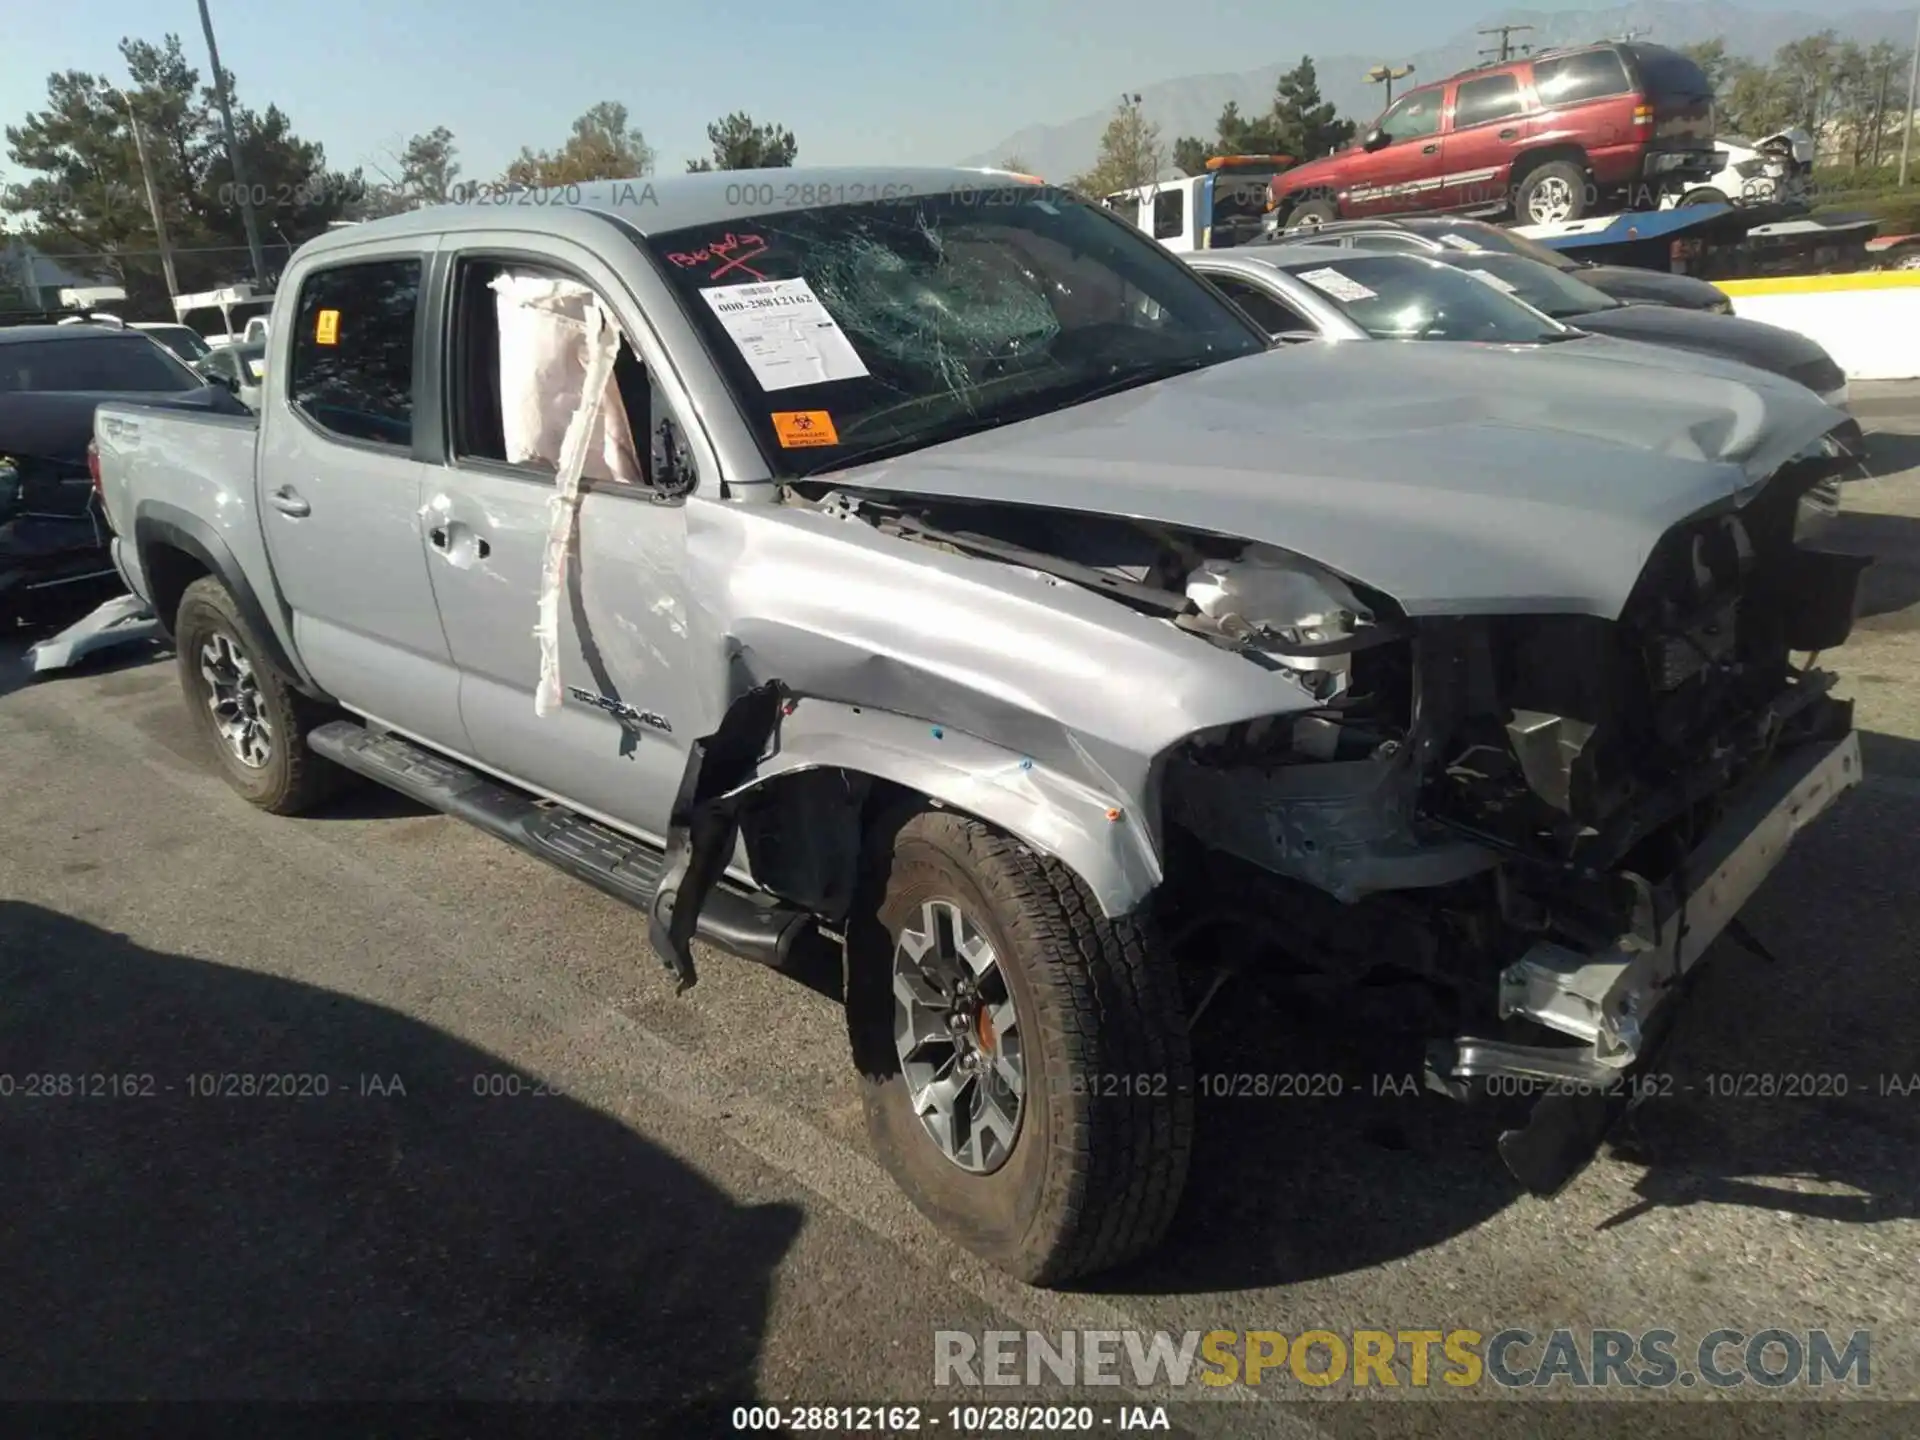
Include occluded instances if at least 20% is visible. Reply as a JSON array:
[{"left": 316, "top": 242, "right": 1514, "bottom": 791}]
[{"left": 1269, "top": 42, "right": 1718, "bottom": 229}]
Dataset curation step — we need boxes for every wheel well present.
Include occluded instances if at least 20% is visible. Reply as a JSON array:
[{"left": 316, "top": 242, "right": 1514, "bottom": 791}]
[
  {"left": 1511, "top": 145, "right": 1588, "bottom": 187},
  {"left": 734, "top": 766, "right": 1121, "bottom": 936},
  {"left": 143, "top": 543, "right": 212, "bottom": 636}
]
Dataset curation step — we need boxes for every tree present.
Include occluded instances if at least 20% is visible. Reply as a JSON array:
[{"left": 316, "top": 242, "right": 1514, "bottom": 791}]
[
  {"left": 1270, "top": 57, "right": 1355, "bottom": 159},
  {"left": 1680, "top": 39, "right": 1737, "bottom": 96},
  {"left": 4, "top": 34, "right": 361, "bottom": 312},
  {"left": 997, "top": 153, "right": 1029, "bottom": 173},
  {"left": 504, "top": 101, "right": 655, "bottom": 187},
  {"left": 685, "top": 112, "right": 797, "bottom": 172},
  {"left": 1772, "top": 31, "right": 1841, "bottom": 140},
  {"left": 1069, "top": 94, "right": 1164, "bottom": 196},
  {"left": 1170, "top": 65, "right": 1352, "bottom": 176},
  {"left": 364, "top": 125, "right": 460, "bottom": 213}
]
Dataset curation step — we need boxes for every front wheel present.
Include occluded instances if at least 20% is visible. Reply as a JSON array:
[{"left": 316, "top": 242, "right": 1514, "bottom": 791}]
[{"left": 847, "top": 810, "right": 1194, "bottom": 1286}]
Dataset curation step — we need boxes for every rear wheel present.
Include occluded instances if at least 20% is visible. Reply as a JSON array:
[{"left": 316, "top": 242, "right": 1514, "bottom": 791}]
[
  {"left": 847, "top": 809, "right": 1194, "bottom": 1286},
  {"left": 173, "top": 576, "right": 344, "bottom": 814},
  {"left": 1284, "top": 197, "right": 1339, "bottom": 230},
  {"left": 1678, "top": 186, "right": 1730, "bottom": 208},
  {"left": 1515, "top": 160, "right": 1590, "bottom": 224}
]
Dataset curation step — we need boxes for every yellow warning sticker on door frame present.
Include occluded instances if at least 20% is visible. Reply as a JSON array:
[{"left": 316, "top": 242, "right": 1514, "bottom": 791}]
[
  {"left": 771, "top": 410, "right": 838, "bottom": 447},
  {"left": 314, "top": 309, "right": 340, "bottom": 345}
]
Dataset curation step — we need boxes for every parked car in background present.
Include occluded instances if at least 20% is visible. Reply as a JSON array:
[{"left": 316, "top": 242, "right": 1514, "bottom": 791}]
[
  {"left": 197, "top": 339, "right": 267, "bottom": 411},
  {"left": 95, "top": 170, "right": 1862, "bottom": 1284},
  {"left": 1660, "top": 127, "right": 1815, "bottom": 210},
  {"left": 0, "top": 324, "right": 247, "bottom": 626},
  {"left": 133, "top": 322, "right": 216, "bottom": 365},
  {"left": 1269, "top": 41, "right": 1720, "bottom": 229},
  {"left": 1267, "top": 215, "right": 1735, "bottom": 311}
]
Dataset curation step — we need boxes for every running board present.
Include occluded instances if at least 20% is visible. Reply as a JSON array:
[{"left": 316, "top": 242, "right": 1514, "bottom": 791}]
[{"left": 306, "top": 720, "right": 813, "bottom": 983}]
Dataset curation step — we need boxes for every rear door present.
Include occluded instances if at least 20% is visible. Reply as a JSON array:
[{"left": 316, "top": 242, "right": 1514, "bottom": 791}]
[
  {"left": 1525, "top": 47, "right": 1640, "bottom": 191},
  {"left": 257, "top": 246, "right": 467, "bottom": 749},
  {"left": 1438, "top": 70, "right": 1531, "bottom": 211},
  {"left": 1346, "top": 87, "right": 1448, "bottom": 215}
]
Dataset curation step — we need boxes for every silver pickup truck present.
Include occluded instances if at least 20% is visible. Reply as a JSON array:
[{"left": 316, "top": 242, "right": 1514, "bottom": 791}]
[{"left": 94, "top": 166, "right": 1865, "bottom": 1286}]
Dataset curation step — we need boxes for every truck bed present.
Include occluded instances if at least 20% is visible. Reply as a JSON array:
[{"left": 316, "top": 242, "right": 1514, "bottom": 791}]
[{"left": 93, "top": 401, "right": 262, "bottom": 621}]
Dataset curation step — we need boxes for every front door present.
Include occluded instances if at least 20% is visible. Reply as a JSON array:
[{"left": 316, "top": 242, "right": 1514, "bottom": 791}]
[
  {"left": 259, "top": 249, "right": 466, "bottom": 749},
  {"left": 419, "top": 240, "right": 715, "bottom": 840},
  {"left": 1345, "top": 87, "right": 1447, "bottom": 216},
  {"left": 1438, "top": 71, "right": 1531, "bottom": 211}
]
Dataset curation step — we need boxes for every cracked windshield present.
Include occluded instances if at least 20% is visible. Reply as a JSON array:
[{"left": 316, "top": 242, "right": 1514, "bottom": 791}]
[{"left": 0, "top": 0, "right": 1909, "bottom": 1432}]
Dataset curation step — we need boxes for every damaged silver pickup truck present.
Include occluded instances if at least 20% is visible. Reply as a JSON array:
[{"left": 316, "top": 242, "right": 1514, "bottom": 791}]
[{"left": 94, "top": 167, "right": 1865, "bottom": 1286}]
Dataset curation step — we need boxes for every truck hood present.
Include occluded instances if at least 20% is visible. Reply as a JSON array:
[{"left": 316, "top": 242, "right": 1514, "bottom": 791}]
[{"left": 833, "top": 340, "right": 1847, "bottom": 619}]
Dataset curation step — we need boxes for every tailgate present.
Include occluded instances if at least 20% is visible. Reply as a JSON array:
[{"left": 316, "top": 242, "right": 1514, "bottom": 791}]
[{"left": 1631, "top": 45, "right": 1717, "bottom": 149}]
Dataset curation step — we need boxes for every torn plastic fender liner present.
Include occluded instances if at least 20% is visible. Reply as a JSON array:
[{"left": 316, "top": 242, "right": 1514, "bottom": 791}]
[{"left": 649, "top": 680, "right": 790, "bottom": 990}]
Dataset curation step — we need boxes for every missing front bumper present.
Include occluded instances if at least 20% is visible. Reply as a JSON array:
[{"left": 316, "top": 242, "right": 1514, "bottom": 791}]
[{"left": 1428, "top": 730, "right": 1863, "bottom": 1193}]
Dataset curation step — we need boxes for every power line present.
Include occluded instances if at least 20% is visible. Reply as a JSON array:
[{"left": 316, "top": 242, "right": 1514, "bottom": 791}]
[{"left": 1476, "top": 24, "right": 1534, "bottom": 62}]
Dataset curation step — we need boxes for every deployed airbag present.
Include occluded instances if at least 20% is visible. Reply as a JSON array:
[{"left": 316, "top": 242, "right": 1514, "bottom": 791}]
[{"left": 490, "top": 272, "right": 643, "bottom": 715}]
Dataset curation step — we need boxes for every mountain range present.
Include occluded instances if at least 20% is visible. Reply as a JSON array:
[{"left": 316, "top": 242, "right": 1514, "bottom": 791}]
[{"left": 957, "top": 3, "right": 1917, "bottom": 180}]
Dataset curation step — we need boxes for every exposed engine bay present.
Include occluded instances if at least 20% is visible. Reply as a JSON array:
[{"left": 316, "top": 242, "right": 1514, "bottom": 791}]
[{"left": 789, "top": 428, "right": 1863, "bottom": 1179}]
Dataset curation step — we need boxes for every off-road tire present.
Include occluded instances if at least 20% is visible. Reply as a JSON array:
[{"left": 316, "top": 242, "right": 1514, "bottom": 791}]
[
  {"left": 1678, "top": 186, "right": 1730, "bottom": 209},
  {"left": 1514, "top": 159, "right": 1591, "bottom": 224},
  {"left": 1284, "top": 196, "right": 1339, "bottom": 230},
  {"left": 173, "top": 575, "right": 343, "bottom": 814},
  {"left": 847, "top": 808, "right": 1195, "bottom": 1286}
]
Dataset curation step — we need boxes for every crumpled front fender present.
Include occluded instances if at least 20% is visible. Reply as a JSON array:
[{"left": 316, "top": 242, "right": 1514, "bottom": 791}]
[{"left": 735, "top": 698, "right": 1164, "bottom": 917}]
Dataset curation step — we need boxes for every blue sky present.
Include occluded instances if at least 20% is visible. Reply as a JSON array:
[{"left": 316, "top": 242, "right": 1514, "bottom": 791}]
[{"left": 0, "top": 0, "right": 1825, "bottom": 186}]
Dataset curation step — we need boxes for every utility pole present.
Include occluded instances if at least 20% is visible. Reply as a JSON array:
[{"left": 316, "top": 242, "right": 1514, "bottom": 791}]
[
  {"left": 110, "top": 85, "right": 179, "bottom": 300},
  {"left": 1477, "top": 24, "right": 1534, "bottom": 63},
  {"left": 196, "top": 0, "right": 269, "bottom": 286},
  {"left": 1365, "top": 63, "right": 1416, "bottom": 107},
  {"left": 1904, "top": 6, "right": 1920, "bottom": 187}
]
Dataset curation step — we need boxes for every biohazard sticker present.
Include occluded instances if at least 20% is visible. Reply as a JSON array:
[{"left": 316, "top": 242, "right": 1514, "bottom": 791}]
[
  {"left": 314, "top": 309, "right": 340, "bottom": 345},
  {"left": 771, "top": 411, "right": 839, "bottom": 447}
]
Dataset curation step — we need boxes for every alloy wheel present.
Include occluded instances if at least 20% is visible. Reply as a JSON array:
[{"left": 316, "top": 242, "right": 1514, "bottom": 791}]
[
  {"left": 891, "top": 898, "right": 1025, "bottom": 1174},
  {"left": 200, "top": 631, "right": 273, "bottom": 769},
  {"left": 1528, "top": 176, "right": 1576, "bottom": 224}
]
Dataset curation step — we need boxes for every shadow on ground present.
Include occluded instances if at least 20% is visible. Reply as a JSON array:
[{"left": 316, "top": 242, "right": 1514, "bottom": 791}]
[
  {"left": 0, "top": 902, "right": 803, "bottom": 1409},
  {"left": 1825, "top": 509, "right": 1920, "bottom": 624}
]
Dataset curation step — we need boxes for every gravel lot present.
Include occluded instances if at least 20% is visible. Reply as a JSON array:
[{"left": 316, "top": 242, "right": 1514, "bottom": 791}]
[{"left": 4, "top": 392, "right": 1918, "bottom": 1437}]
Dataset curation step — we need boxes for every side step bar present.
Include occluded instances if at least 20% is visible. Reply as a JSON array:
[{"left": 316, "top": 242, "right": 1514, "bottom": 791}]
[{"left": 307, "top": 721, "right": 814, "bottom": 979}]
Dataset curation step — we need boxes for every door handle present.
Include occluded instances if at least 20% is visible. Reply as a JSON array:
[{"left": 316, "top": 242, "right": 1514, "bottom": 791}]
[
  {"left": 428, "top": 522, "right": 490, "bottom": 561},
  {"left": 268, "top": 486, "right": 310, "bottom": 517},
  {"left": 1422, "top": 143, "right": 1439, "bottom": 154},
  {"left": 1499, "top": 128, "right": 1519, "bottom": 140}
]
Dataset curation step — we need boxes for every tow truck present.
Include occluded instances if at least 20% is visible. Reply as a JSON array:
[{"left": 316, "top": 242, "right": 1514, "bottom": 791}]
[{"left": 1100, "top": 154, "right": 1295, "bottom": 252}]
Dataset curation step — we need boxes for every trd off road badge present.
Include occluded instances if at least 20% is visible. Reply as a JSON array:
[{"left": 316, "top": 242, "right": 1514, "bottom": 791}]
[{"left": 567, "top": 686, "right": 672, "bottom": 733}]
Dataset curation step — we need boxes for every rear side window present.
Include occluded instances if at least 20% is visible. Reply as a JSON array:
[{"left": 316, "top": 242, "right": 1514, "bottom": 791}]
[
  {"left": 1625, "top": 45, "right": 1713, "bottom": 99},
  {"left": 287, "top": 258, "right": 422, "bottom": 448},
  {"left": 1530, "top": 49, "right": 1632, "bottom": 107},
  {"left": 1205, "top": 274, "right": 1311, "bottom": 334},
  {"left": 0, "top": 336, "right": 200, "bottom": 393},
  {"left": 1453, "top": 74, "right": 1526, "bottom": 128},
  {"left": 1152, "top": 188, "right": 1185, "bottom": 241}
]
